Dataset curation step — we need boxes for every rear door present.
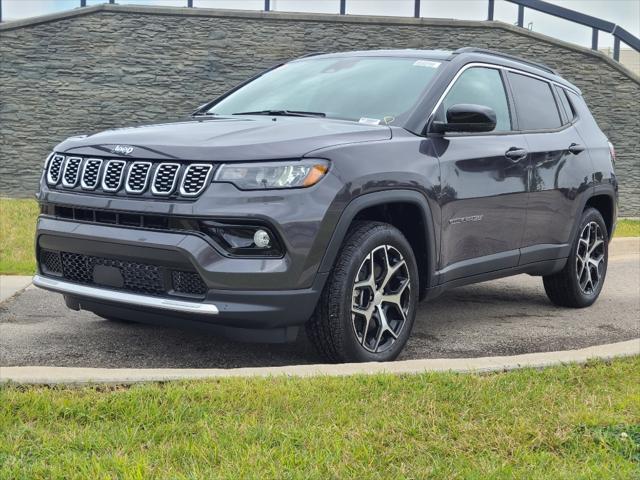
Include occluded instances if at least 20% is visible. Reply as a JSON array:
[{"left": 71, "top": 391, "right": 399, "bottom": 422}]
[
  {"left": 432, "top": 65, "right": 530, "bottom": 283},
  {"left": 506, "top": 72, "right": 591, "bottom": 264}
]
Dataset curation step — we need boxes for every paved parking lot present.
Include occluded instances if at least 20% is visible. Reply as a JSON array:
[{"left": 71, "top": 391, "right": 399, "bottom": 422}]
[{"left": 1, "top": 256, "right": 638, "bottom": 368}]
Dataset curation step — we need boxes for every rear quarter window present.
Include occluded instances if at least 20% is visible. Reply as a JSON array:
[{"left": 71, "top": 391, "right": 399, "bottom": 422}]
[{"left": 508, "top": 72, "right": 562, "bottom": 130}]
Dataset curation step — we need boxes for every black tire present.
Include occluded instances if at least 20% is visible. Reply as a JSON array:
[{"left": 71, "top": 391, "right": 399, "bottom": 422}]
[
  {"left": 543, "top": 208, "right": 608, "bottom": 308},
  {"left": 306, "top": 221, "right": 419, "bottom": 363}
]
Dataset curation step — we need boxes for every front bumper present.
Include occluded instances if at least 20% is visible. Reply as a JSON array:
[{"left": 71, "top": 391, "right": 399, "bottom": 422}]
[{"left": 35, "top": 216, "right": 328, "bottom": 338}]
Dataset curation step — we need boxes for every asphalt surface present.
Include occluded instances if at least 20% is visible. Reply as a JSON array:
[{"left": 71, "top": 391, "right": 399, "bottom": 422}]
[{"left": 1, "top": 256, "right": 638, "bottom": 368}]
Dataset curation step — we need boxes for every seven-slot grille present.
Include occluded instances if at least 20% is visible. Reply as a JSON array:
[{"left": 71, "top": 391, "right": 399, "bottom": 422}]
[{"left": 46, "top": 155, "right": 214, "bottom": 199}]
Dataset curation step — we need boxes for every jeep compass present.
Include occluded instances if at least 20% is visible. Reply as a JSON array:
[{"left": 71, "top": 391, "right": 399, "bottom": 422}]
[{"left": 34, "top": 48, "right": 618, "bottom": 362}]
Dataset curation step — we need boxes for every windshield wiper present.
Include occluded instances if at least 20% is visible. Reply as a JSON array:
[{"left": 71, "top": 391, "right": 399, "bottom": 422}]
[{"left": 231, "top": 110, "right": 326, "bottom": 118}]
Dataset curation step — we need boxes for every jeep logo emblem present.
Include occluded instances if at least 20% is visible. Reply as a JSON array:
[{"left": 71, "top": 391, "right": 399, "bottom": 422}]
[{"left": 111, "top": 145, "right": 134, "bottom": 156}]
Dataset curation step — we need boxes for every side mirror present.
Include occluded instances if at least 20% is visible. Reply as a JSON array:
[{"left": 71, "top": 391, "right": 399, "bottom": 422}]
[{"left": 431, "top": 104, "right": 497, "bottom": 133}]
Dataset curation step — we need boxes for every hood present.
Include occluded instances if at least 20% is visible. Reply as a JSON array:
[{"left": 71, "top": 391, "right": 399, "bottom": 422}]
[{"left": 55, "top": 116, "right": 391, "bottom": 161}]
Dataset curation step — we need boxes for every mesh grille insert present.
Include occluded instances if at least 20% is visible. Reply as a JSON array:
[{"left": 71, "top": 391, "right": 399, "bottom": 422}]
[
  {"left": 81, "top": 159, "right": 103, "bottom": 190},
  {"left": 40, "top": 250, "right": 208, "bottom": 299},
  {"left": 62, "top": 157, "right": 82, "bottom": 188},
  {"left": 102, "top": 160, "right": 126, "bottom": 192},
  {"left": 180, "top": 164, "right": 213, "bottom": 196},
  {"left": 40, "top": 250, "right": 63, "bottom": 275},
  {"left": 126, "top": 162, "right": 152, "bottom": 194},
  {"left": 47, "top": 155, "right": 65, "bottom": 185},
  {"left": 172, "top": 271, "right": 207, "bottom": 296},
  {"left": 152, "top": 163, "right": 180, "bottom": 195}
]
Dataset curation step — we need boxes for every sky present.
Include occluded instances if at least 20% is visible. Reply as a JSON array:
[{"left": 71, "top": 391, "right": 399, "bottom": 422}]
[{"left": 2, "top": 0, "right": 639, "bottom": 49}]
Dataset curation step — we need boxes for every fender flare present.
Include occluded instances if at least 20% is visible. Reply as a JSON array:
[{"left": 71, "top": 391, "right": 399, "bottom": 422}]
[{"left": 317, "top": 189, "right": 438, "bottom": 290}]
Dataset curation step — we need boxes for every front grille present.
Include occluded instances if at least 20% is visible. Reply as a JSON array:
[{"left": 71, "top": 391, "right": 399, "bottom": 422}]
[
  {"left": 46, "top": 155, "right": 65, "bottom": 185},
  {"left": 45, "top": 155, "right": 215, "bottom": 199},
  {"left": 102, "top": 160, "right": 126, "bottom": 192},
  {"left": 180, "top": 164, "right": 214, "bottom": 196},
  {"left": 126, "top": 161, "right": 152, "bottom": 194},
  {"left": 39, "top": 249, "right": 208, "bottom": 299},
  {"left": 62, "top": 157, "right": 82, "bottom": 188},
  {"left": 81, "top": 159, "right": 103, "bottom": 190}
]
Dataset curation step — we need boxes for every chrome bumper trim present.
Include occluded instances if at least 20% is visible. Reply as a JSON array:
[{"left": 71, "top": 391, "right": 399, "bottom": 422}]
[{"left": 32, "top": 274, "right": 219, "bottom": 315}]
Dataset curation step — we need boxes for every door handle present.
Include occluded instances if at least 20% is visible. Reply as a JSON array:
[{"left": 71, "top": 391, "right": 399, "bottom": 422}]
[
  {"left": 505, "top": 147, "right": 528, "bottom": 162},
  {"left": 568, "top": 143, "right": 585, "bottom": 155}
]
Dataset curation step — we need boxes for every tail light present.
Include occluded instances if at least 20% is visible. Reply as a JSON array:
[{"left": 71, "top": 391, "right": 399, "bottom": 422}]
[{"left": 608, "top": 141, "right": 616, "bottom": 165}]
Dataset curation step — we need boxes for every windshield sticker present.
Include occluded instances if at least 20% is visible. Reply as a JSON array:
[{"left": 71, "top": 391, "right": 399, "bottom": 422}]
[
  {"left": 359, "top": 117, "right": 381, "bottom": 125},
  {"left": 413, "top": 60, "right": 441, "bottom": 68}
]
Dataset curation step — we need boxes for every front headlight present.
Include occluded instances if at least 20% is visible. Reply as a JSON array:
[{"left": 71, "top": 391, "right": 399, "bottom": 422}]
[{"left": 213, "top": 159, "right": 329, "bottom": 190}]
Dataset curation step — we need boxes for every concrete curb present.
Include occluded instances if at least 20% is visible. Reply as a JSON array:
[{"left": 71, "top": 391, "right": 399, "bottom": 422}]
[
  {"left": 1, "top": 339, "right": 638, "bottom": 385},
  {"left": 0, "top": 276, "right": 33, "bottom": 303}
]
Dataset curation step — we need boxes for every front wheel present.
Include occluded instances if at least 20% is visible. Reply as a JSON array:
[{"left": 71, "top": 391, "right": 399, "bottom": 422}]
[
  {"left": 543, "top": 207, "right": 608, "bottom": 308},
  {"left": 306, "top": 221, "right": 419, "bottom": 363}
]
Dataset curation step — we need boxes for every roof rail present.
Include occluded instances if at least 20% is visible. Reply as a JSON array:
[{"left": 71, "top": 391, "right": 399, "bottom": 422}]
[{"left": 453, "top": 47, "right": 559, "bottom": 75}]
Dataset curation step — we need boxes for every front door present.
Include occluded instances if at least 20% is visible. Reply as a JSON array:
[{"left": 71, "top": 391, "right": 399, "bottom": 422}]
[{"left": 431, "top": 66, "right": 529, "bottom": 283}]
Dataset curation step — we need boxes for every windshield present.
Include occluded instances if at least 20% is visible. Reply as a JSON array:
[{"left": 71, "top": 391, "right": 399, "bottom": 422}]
[{"left": 207, "top": 56, "right": 443, "bottom": 124}]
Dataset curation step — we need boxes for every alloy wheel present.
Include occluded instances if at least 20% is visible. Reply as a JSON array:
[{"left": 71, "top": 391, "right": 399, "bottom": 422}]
[
  {"left": 351, "top": 245, "right": 411, "bottom": 353},
  {"left": 575, "top": 221, "right": 605, "bottom": 295}
]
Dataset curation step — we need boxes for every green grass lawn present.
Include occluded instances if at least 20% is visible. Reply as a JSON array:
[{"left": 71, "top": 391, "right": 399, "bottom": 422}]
[
  {"left": 1, "top": 198, "right": 639, "bottom": 275},
  {"left": 1, "top": 357, "right": 639, "bottom": 479}
]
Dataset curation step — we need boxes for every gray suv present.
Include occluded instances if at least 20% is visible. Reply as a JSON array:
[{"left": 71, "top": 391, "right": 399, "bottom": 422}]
[{"left": 34, "top": 48, "right": 618, "bottom": 362}]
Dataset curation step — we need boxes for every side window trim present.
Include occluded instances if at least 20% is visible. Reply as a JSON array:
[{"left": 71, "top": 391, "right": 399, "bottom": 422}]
[{"left": 427, "top": 62, "right": 579, "bottom": 136}]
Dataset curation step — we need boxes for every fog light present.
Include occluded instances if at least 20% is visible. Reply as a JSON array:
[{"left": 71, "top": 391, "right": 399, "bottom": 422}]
[{"left": 253, "top": 229, "right": 271, "bottom": 248}]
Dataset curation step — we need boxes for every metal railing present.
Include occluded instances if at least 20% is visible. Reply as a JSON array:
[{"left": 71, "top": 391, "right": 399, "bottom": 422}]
[{"left": 1, "top": 0, "right": 638, "bottom": 62}]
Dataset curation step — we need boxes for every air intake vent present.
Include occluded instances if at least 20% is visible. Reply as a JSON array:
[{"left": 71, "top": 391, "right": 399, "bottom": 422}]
[
  {"left": 126, "top": 161, "right": 152, "bottom": 194},
  {"left": 46, "top": 155, "right": 65, "bottom": 185},
  {"left": 152, "top": 163, "right": 180, "bottom": 196},
  {"left": 62, "top": 157, "right": 82, "bottom": 188},
  {"left": 102, "top": 160, "right": 126, "bottom": 192},
  {"left": 180, "top": 164, "right": 213, "bottom": 197},
  {"left": 81, "top": 158, "right": 103, "bottom": 190}
]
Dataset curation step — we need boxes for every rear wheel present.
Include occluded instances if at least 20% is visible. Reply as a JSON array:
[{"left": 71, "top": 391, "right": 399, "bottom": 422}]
[
  {"left": 306, "top": 221, "right": 419, "bottom": 363},
  {"left": 543, "top": 208, "right": 608, "bottom": 308}
]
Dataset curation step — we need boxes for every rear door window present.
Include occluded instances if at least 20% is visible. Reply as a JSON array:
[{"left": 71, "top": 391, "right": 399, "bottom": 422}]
[
  {"left": 508, "top": 72, "right": 562, "bottom": 130},
  {"left": 555, "top": 86, "right": 575, "bottom": 123}
]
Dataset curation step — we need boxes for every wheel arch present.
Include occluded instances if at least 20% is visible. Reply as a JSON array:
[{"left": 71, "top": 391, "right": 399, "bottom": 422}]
[
  {"left": 318, "top": 190, "right": 437, "bottom": 298},
  {"left": 585, "top": 192, "right": 616, "bottom": 239}
]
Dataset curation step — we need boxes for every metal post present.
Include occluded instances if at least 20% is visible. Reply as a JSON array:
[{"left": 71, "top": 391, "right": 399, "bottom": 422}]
[
  {"left": 487, "top": 0, "right": 494, "bottom": 21},
  {"left": 613, "top": 37, "right": 620, "bottom": 61},
  {"left": 264, "top": 0, "right": 270, "bottom": 11},
  {"left": 591, "top": 28, "right": 598, "bottom": 50},
  {"left": 517, "top": 5, "right": 524, "bottom": 27},
  {"left": 0, "top": 0, "right": 3, "bottom": 23},
  {"left": 109, "top": 0, "right": 115, "bottom": 4},
  {"left": 80, "top": 0, "right": 86, "bottom": 7},
  {"left": 414, "top": 0, "right": 420, "bottom": 18},
  {"left": 340, "top": 0, "right": 346, "bottom": 15},
  {"left": 187, "top": 0, "right": 193, "bottom": 7}
]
